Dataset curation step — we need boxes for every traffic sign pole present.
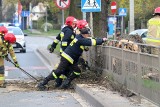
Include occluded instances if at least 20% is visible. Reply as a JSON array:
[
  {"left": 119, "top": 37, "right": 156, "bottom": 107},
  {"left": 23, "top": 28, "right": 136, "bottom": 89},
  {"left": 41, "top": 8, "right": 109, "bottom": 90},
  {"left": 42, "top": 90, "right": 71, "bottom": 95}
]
[
  {"left": 90, "top": 12, "right": 94, "bottom": 37},
  {"left": 121, "top": 16, "right": 124, "bottom": 37},
  {"left": 111, "top": 1, "right": 117, "bottom": 40},
  {"left": 118, "top": 8, "right": 127, "bottom": 36},
  {"left": 55, "top": 0, "right": 70, "bottom": 28},
  {"left": 113, "top": 15, "right": 116, "bottom": 40},
  {"left": 62, "top": 10, "right": 64, "bottom": 26}
]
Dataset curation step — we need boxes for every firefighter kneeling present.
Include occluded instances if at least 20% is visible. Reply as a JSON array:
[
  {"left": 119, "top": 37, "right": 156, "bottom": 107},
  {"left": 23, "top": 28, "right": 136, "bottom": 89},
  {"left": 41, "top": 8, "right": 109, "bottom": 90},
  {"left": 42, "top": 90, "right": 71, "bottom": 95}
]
[
  {"left": 0, "top": 27, "right": 19, "bottom": 88},
  {"left": 37, "top": 27, "right": 107, "bottom": 91}
]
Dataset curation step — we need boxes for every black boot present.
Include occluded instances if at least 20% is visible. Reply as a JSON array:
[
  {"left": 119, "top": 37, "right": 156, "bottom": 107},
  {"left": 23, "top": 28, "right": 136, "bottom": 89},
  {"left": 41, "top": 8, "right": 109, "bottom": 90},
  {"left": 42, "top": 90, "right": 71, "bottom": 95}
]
[
  {"left": 36, "top": 73, "right": 55, "bottom": 91},
  {"left": 36, "top": 78, "right": 49, "bottom": 91},
  {"left": 55, "top": 78, "right": 62, "bottom": 88},
  {"left": 60, "top": 78, "right": 71, "bottom": 89},
  {"left": 60, "top": 72, "right": 80, "bottom": 89},
  {"left": 0, "top": 82, "right": 6, "bottom": 88}
]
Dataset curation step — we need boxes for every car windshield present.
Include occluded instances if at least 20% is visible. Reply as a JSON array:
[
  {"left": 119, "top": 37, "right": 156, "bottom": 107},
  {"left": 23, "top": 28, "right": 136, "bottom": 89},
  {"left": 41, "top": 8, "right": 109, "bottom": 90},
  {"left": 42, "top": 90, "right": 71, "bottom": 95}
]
[
  {"left": 129, "top": 29, "right": 148, "bottom": 38},
  {"left": 7, "top": 27, "right": 23, "bottom": 35},
  {"left": 0, "top": 23, "right": 4, "bottom": 26},
  {"left": 141, "top": 31, "right": 147, "bottom": 38}
]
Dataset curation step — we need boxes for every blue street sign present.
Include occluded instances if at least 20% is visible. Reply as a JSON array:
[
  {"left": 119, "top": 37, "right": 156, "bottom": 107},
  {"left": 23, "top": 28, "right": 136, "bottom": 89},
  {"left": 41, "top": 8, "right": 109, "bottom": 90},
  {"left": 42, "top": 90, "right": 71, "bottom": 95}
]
[
  {"left": 118, "top": 8, "right": 127, "bottom": 16},
  {"left": 81, "top": 0, "right": 101, "bottom": 12},
  {"left": 21, "top": 11, "right": 30, "bottom": 17},
  {"left": 108, "top": 17, "right": 116, "bottom": 37}
]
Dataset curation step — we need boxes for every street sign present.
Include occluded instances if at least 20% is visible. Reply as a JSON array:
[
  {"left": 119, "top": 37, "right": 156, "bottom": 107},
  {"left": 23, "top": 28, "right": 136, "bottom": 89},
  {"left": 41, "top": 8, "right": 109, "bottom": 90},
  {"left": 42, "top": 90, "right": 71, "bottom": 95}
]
[
  {"left": 111, "top": 1, "right": 116, "bottom": 14},
  {"left": 81, "top": 0, "right": 101, "bottom": 12},
  {"left": 55, "top": 0, "right": 70, "bottom": 10},
  {"left": 118, "top": 8, "right": 127, "bottom": 16},
  {"left": 21, "top": 11, "right": 30, "bottom": 17}
]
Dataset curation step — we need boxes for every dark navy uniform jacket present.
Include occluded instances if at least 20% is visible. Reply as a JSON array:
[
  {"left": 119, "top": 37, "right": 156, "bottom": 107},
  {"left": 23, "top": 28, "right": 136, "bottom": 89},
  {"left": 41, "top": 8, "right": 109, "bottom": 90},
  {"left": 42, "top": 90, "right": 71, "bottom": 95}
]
[
  {"left": 51, "top": 26, "right": 76, "bottom": 53},
  {"left": 61, "top": 34, "right": 104, "bottom": 64}
]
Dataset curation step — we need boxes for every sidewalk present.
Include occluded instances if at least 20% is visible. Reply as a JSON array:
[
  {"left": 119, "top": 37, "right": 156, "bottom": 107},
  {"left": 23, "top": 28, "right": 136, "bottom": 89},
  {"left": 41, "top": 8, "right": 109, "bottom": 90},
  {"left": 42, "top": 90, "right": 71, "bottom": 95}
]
[{"left": 36, "top": 47, "right": 158, "bottom": 107}]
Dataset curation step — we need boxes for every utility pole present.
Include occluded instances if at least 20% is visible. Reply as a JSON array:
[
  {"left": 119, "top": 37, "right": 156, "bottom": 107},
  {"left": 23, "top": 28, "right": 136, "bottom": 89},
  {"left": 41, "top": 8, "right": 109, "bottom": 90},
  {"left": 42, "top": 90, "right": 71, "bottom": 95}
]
[
  {"left": 44, "top": 2, "right": 48, "bottom": 32},
  {"left": 0, "top": 0, "right": 2, "bottom": 22},
  {"left": 45, "top": 7, "right": 48, "bottom": 32},
  {"left": 29, "top": 3, "right": 32, "bottom": 33},
  {"left": 129, "top": 0, "right": 135, "bottom": 33}
]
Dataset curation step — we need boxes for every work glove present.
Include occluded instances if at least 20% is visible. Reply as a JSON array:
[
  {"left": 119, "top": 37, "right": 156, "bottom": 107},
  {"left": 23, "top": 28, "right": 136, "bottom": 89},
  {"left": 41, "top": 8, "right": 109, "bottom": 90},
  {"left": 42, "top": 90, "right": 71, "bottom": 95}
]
[
  {"left": 102, "top": 38, "right": 108, "bottom": 42},
  {"left": 5, "top": 56, "right": 9, "bottom": 61},
  {"left": 84, "top": 47, "right": 89, "bottom": 51},
  {"left": 2, "top": 55, "right": 9, "bottom": 61},
  {"left": 49, "top": 47, "right": 54, "bottom": 53},
  {"left": 14, "top": 61, "right": 20, "bottom": 68}
]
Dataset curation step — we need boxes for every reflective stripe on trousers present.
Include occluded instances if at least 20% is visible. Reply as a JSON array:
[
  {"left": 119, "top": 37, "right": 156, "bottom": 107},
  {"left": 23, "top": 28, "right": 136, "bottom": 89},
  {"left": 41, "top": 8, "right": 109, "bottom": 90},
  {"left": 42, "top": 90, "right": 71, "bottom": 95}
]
[
  {"left": 0, "top": 74, "right": 4, "bottom": 80},
  {"left": 0, "top": 74, "right": 5, "bottom": 85}
]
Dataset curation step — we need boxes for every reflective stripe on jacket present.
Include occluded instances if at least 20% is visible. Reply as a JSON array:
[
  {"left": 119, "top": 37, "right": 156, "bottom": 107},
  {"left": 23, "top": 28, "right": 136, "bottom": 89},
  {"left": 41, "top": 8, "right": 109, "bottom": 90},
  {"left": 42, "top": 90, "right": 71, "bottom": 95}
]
[
  {"left": 146, "top": 38, "right": 160, "bottom": 46},
  {"left": 51, "top": 26, "right": 76, "bottom": 53}
]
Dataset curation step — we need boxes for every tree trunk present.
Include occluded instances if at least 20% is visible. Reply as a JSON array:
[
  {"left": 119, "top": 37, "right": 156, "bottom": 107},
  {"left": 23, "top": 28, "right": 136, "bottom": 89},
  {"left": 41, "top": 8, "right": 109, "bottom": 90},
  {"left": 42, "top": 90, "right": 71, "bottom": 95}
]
[
  {"left": 0, "top": 0, "right": 2, "bottom": 22},
  {"left": 93, "top": 0, "right": 109, "bottom": 37},
  {"left": 69, "top": 0, "right": 82, "bottom": 19}
]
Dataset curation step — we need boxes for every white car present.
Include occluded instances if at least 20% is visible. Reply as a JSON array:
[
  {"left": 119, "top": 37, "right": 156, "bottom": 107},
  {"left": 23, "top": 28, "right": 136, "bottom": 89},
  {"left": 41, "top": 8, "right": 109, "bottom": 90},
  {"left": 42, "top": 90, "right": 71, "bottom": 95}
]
[
  {"left": 7, "top": 26, "right": 26, "bottom": 53},
  {"left": 0, "top": 22, "right": 13, "bottom": 27},
  {"left": 129, "top": 29, "right": 148, "bottom": 43}
]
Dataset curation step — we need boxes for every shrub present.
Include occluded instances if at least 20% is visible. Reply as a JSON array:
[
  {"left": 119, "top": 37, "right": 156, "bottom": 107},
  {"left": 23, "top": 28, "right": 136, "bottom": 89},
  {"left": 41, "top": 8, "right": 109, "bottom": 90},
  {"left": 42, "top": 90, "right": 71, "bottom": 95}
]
[
  {"left": 41, "top": 22, "right": 53, "bottom": 31},
  {"left": 53, "top": 24, "right": 61, "bottom": 30}
]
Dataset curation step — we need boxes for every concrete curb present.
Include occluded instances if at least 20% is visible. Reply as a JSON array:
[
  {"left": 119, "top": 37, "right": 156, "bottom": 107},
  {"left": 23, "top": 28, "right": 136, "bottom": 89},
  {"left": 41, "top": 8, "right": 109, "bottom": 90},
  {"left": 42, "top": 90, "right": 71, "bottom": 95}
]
[
  {"left": 75, "top": 84, "right": 149, "bottom": 107},
  {"left": 36, "top": 48, "right": 52, "bottom": 66},
  {"left": 36, "top": 48, "right": 60, "bottom": 67},
  {"left": 75, "top": 84, "right": 104, "bottom": 107}
]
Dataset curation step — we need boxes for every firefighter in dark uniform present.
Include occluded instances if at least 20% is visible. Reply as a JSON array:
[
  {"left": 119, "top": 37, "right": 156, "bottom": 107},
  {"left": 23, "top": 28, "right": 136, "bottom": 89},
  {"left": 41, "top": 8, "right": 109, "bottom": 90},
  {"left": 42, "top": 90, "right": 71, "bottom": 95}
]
[
  {"left": 0, "top": 31, "right": 19, "bottom": 88},
  {"left": 37, "top": 27, "right": 107, "bottom": 90},
  {"left": 48, "top": 16, "right": 77, "bottom": 87},
  {"left": 48, "top": 19, "right": 89, "bottom": 88},
  {"left": 49, "top": 16, "right": 77, "bottom": 54}
]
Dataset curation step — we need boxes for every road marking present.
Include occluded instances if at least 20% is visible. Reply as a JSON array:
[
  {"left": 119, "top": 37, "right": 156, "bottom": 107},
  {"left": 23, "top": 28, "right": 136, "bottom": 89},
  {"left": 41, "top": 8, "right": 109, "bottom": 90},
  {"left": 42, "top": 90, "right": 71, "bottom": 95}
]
[
  {"left": 5, "top": 79, "right": 21, "bottom": 81},
  {"left": 5, "top": 66, "right": 48, "bottom": 71}
]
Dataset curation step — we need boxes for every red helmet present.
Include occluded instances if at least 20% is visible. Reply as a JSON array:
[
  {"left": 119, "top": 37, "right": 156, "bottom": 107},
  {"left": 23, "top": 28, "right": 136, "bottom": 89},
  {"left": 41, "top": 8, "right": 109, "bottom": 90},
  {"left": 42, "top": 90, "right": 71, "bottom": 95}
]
[
  {"left": 77, "top": 20, "right": 89, "bottom": 30},
  {"left": 154, "top": 7, "right": 160, "bottom": 14},
  {"left": 0, "top": 26, "right": 8, "bottom": 35},
  {"left": 4, "top": 33, "right": 16, "bottom": 44},
  {"left": 65, "top": 16, "right": 77, "bottom": 26}
]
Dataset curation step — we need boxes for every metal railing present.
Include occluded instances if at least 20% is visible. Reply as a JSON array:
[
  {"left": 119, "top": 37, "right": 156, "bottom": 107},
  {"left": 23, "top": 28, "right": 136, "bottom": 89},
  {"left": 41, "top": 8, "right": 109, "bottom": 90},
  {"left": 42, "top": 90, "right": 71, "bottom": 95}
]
[{"left": 86, "top": 40, "right": 160, "bottom": 106}]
